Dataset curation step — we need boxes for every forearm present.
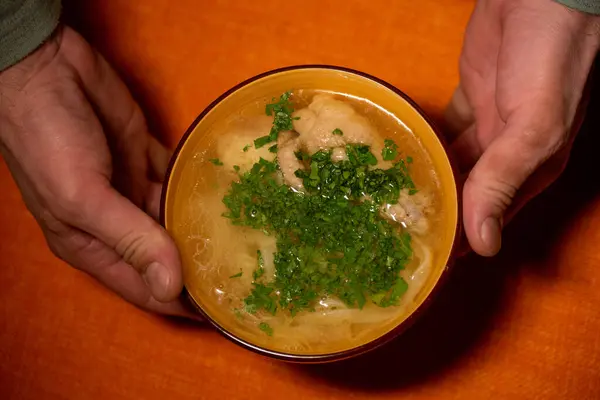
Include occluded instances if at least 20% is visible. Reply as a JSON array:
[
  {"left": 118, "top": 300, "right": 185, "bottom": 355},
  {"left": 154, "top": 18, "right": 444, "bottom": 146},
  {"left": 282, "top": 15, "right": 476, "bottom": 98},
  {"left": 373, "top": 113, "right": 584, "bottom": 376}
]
[{"left": 0, "top": 0, "right": 61, "bottom": 72}]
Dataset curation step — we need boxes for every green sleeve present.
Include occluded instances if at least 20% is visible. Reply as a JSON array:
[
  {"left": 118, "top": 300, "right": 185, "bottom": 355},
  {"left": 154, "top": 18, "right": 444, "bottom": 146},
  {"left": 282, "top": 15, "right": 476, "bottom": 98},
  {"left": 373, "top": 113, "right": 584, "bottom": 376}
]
[
  {"left": 554, "top": 0, "right": 600, "bottom": 14},
  {"left": 0, "top": 0, "right": 62, "bottom": 72}
]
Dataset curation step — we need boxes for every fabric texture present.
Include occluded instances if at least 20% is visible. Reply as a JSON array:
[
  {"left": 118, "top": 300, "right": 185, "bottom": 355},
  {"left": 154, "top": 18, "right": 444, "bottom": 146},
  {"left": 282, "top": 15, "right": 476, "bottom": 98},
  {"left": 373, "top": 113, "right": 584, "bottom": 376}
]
[
  {"left": 0, "top": 0, "right": 61, "bottom": 72},
  {"left": 555, "top": 0, "right": 600, "bottom": 14},
  {"left": 2, "top": 2, "right": 600, "bottom": 400}
]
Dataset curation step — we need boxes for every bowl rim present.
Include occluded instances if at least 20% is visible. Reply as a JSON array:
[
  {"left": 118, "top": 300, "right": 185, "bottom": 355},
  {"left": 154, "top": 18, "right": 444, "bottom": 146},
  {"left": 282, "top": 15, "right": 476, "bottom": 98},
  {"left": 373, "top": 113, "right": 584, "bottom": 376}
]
[{"left": 160, "top": 64, "right": 462, "bottom": 364}]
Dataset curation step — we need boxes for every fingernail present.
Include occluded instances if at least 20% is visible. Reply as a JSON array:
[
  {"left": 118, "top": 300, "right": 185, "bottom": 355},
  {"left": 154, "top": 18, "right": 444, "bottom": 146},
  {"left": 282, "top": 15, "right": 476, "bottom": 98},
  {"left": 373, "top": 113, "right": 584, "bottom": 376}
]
[
  {"left": 480, "top": 217, "right": 502, "bottom": 256},
  {"left": 143, "top": 262, "right": 172, "bottom": 301}
]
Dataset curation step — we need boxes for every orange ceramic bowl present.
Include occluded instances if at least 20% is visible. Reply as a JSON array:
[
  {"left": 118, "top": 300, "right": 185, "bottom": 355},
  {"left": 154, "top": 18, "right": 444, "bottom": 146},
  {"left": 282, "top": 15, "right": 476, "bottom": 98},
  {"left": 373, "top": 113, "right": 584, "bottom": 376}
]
[{"left": 160, "top": 65, "right": 459, "bottom": 363}]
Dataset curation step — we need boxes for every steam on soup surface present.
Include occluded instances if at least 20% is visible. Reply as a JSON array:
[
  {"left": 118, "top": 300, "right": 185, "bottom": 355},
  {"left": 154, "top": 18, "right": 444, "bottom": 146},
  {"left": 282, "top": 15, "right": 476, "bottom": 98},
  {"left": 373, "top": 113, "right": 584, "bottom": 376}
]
[{"left": 185, "top": 90, "right": 445, "bottom": 355}]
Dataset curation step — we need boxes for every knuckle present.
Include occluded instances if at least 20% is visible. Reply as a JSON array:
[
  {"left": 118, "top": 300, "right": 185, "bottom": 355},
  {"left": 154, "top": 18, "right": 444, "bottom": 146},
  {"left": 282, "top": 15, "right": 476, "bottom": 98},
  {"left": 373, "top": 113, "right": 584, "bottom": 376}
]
[
  {"left": 43, "top": 225, "right": 105, "bottom": 273},
  {"left": 123, "top": 106, "right": 147, "bottom": 140},
  {"left": 468, "top": 169, "right": 518, "bottom": 210},
  {"left": 115, "top": 230, "right": 150, "bottom": 269},
  {"left": 48, "top": 181, "right": 90, "bottom": 222},
  {"left": 37, "top": 207, "right": 69, "bottom": 235},
  {"left": 519, "top": 123, "right": 568, "bottom": 157},
  {"left": 40, "top": 223, "right": 73, "bottom": 263}
]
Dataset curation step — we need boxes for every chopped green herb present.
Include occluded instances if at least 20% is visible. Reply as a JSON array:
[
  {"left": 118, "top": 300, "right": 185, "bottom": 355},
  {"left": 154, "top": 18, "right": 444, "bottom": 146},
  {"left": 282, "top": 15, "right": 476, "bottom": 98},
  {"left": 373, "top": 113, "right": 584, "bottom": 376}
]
[
  {"left": 209, "top": 158, "right": 224, "bottom": 166},
  {"left": 229, "top": 270, "right": 243, "bottom": 279},
  {"left": 254, "top": 91, "right": 295, "bottom": 149},
  {"left": 406, "top": 156, "right": 413, "bottom": 164},
  {"left": 253, "top": 250, "right": 265, "bottom": 281},
  {"left": 253, "top": 136, "right": 273, "bottom": 149},
  {"left": 233, "top": 165, "right": 240, "bottom": 173},
  {"left": 382, "top": 139, "right": 399, "bottom": 161},
  {"left": 244, "top": 283, "right": 277, "bottom": 315},
  {"left": 223, "top": 144, "right": 416, "bottom": 317},
  {"left": 372, "top": 278, "right": 408, "bottom": 307},
  {"left": 332, "top": 128, "right": 344, "bottom": 136},
  {"left": 294, "top": 150, "right": 309, "bottom": 161},
  {"left": 243, "top": 144, "right": 251, "bottom": 152},
  {"left": 258, "top": 322, "right": 273, "bottom": 336},
  {"left": 268, "top": 144, "right": 278, "bottom": 153},
  {"left": 346, "top": 144, "right": 377, "bottom": 166},
  {"left": 233, "top": 308, "right": 244, "bottom": 320}
]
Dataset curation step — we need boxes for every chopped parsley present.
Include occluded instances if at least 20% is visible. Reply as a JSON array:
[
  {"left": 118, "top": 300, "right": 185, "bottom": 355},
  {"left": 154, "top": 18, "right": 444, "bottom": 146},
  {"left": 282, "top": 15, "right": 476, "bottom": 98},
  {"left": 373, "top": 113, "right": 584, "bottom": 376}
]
[
  {"left": 209, "top": 158, "right": 224, "bottom": 166},
  {"left": 229, "top": 270, "right": 243, "bottom": 279},
  {"left": 244, "top": 283, "right": 277, "bottom": 315},
  {"left": 243, "top": 144, "right": 251, "bottom": 152},
  {"left": 294, "top": 150, "right": 309, "bottom": 161},
  {"left": 258, "top": 322, "right": 273, "bottom": 336},
  {"left": 253, "top": 250, "right": 265, "bottom": 281},
  {"left": 382, "top": 139, "right": 399, "bottom": 161},
  {"left": 223, "top": 144, "right": 415, "bottom": 317},
  {"left": 254, "top": 91, "right": 295, "bottom": 149},
  {"left": 332, "top": 128, "right": 344, "bottom": 136},
  {"left": 268, "top": 144, "right": 278, "bottom": 153},
  {"left": 346, "top": 144, "right": 378, "bottom": 166}
]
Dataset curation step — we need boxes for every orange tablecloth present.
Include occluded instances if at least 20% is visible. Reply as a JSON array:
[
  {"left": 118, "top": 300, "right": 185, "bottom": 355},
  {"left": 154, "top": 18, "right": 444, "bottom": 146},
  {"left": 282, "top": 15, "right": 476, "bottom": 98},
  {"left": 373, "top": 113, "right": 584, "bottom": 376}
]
[{"left": 2, "top": 1, "right": 600, "bottom": 398}]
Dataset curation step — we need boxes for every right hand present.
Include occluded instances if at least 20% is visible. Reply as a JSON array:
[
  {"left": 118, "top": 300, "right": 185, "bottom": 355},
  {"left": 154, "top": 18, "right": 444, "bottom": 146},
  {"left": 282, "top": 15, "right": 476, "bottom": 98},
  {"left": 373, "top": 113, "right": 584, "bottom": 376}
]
[
  {"left": 0, "top": 26, "right": 197, "bottom": 319},
  {"left": 444, "top": 0, "right": 599, "bottom": 256}
]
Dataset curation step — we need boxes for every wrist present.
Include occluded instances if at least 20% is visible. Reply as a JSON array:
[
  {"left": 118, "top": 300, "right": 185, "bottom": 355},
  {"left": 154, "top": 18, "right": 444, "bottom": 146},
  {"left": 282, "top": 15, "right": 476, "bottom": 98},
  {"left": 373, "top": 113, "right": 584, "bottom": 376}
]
[
  {"left": 496, "top": 0, "right": 600, "bottom": 49},
  {"left": 0, "top": 0, "right": 62, "bottom": 72},
  {"left": 0, "top": 26, "right": 64, "bottom": 148},
  {"left": 0, "top": 25, "right": 63, "bottom": 93}
]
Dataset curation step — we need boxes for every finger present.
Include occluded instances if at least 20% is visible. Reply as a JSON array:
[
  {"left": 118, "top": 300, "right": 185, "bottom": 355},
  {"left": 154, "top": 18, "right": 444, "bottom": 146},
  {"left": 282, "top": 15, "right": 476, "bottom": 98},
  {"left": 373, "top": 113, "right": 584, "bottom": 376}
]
[
  {"left": 62, "top": 29, "right": 144, "bottom": 141},
  {"left": 64, "top": 181, "right": 182, "bottom": 302},
  {"left": 148, "top": 135, "right": 172, "bottom": 182},
  {"left": 504, "top": 145, "right": 571, "bottom": 224},
  {"left": 44, "top": 221, "right": 198, "bottom": 319},
  {"left": 462, "top": 120, "right": 565, "bottom": 257},
  {"left": 448, "top": 123, "right": 482, "bottom": 173},
  {"left": 145, "top": 182, "right": 163, "bottom": 221},
  {"left": 444, "top": 84, "right": 475, "bottom": 140},
  {"left": 61, "top": 28, "right": 151, "bottom": 204},
  {"left": 92, "top": 258, "right": 196, "bottom": 319}
]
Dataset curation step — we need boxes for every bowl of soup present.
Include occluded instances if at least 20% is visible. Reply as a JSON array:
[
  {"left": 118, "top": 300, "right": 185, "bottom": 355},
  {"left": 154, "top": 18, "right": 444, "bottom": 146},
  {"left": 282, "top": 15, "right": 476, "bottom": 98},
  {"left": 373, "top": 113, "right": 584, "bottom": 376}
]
[{"left": 161, "top": 65, "right": 459, "bottom": 363}]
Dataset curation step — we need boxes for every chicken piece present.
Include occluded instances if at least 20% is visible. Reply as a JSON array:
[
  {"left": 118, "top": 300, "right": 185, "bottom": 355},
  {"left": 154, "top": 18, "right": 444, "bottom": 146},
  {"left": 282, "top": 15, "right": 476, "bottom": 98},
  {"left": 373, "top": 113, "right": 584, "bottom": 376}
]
[
  {"left": 292, "top": 94, "right": 375, "bottom": 155},
  {"left": 309, "top": 93, "right": 356, "bottom": 117},
  {"left": 381, "top": 189, "right": 432, "bottom": 234},
  {"left": 292, "top": 107, "right": 317, "bottom": 135},
  {"left": 292, "top": 94, "right": 394, "bottom": 168},
  {"left": 277, "top": 130, "right": 305, "bottom": 191},
  {"left": 217, "top": 116, "right": 276, "bottom": 173}
]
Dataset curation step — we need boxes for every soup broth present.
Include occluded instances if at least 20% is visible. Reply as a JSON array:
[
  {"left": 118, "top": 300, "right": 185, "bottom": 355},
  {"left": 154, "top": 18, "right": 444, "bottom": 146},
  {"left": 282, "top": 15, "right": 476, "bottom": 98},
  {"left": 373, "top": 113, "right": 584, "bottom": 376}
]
[{"left": 183, "top": 89, "right": 446, "bottom": 355}]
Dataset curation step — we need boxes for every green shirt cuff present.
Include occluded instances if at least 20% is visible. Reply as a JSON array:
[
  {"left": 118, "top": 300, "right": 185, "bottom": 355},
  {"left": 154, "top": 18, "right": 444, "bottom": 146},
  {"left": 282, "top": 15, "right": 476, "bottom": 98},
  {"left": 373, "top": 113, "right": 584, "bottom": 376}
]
[
  {"left": 554, "top": 0, "right": 600, "bottom": 14},
  {"left": 0, "top": 0, "right": 62, "bottom": 72}
]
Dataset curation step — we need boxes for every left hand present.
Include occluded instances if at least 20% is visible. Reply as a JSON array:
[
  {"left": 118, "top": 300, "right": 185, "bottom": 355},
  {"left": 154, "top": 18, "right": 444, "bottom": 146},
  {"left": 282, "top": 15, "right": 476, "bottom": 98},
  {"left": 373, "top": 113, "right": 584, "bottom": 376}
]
[
  {"left": 445, "top": 0, "right": 600, "bottom": 256},
  {"left": 0, "top": 26, "right": 196, "bottom": 318}
]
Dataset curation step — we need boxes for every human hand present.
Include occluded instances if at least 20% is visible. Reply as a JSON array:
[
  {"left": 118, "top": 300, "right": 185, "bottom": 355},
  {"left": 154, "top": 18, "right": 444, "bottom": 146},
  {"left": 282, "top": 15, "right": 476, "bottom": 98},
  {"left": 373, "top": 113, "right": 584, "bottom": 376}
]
[
  {"left": 0, "top": 26, "right": 195, "bottom": 318},
  {"left": 445, "top": 0, "right": 600, "bottom": 256}
]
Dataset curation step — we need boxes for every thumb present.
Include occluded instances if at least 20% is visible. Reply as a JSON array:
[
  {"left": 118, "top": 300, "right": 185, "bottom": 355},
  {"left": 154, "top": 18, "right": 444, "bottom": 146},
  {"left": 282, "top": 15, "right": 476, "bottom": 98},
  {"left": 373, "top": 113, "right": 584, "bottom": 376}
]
[
  {"left": 462, "top": 120, "right": 566, "bottom": 256},
  {"left": 70, "top": 182, "right": 182, "bottom": 302}
]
